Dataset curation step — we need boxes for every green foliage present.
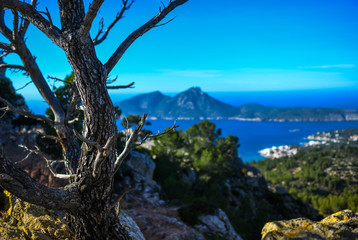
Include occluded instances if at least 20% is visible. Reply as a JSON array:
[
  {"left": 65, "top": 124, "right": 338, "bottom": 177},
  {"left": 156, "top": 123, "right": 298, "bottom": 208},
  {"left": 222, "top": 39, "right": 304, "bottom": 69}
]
[
  {"left": 150, "top": 120, "right": 240, "bottom": 202},
  {"left": 252, "top": 144, "right": 358, "bottom": 216},
  {"left": 0, "top": 73, "right": 27, "bottom": 122},
  {"left": 36, "top": 73, "right": 82, "bottom": 158}
]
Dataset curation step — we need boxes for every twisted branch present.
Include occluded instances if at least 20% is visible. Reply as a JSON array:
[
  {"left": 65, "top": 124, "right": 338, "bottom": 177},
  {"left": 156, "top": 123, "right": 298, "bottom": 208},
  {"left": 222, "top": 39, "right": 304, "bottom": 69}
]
[
  {"left": 0, "top": 96, "right": 53, "bottom": 126},
  {"left": 79, "top": 0, "right": 105, "bottom": 42},
  {"left": 93, "top": 0, "right": 134, "bottom": 45},
  {"left": 104, "top": 0, "right": 189, "bottom": 73}
]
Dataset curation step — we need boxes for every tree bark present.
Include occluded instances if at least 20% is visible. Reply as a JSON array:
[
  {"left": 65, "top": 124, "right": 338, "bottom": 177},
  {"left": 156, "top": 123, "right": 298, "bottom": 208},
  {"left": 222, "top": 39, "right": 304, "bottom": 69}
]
[
  {"left": 0, "top": 1, "right": 189, "bottom": 239},
  {"left": 63, "top": 35, "right": 127, "bottom": 239}
]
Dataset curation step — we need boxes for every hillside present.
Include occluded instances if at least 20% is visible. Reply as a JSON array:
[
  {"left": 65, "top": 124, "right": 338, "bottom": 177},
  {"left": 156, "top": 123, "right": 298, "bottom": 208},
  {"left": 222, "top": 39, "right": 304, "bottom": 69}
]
[
  {"left": 251, "top": 130, "right": 358, "bottom": 216},
  {"left": 117, "top": 87, "right": 238, "bottom": 119},
  {"left": 116, "top": 87, "right": 358, "bottom": 121}
]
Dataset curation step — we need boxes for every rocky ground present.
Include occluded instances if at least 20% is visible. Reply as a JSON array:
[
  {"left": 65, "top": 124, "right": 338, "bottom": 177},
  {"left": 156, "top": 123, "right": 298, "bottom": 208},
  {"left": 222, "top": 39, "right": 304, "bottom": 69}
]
[
  {"left": 262, "top": 209, "right": 358, "bottom": 240},
  {"left": 2, "top": 122, "right": 356, "bottom": 239}
]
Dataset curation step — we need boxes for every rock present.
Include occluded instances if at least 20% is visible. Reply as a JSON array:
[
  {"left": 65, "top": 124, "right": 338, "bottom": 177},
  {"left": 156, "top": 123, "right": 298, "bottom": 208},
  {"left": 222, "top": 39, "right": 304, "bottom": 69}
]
[
  {"left": 126, "top": 151, "right": 156, "bottom": 183},
  {"left": 261, "top": 209, "right": 358, "bottom": 240},
  {"left": 128, "top": 208, "right": 206, "bottom": 240},
  {"left": 181, "top": 167, "right": 197, "bottom": 185},
  {"left": 0, "top": 190, "right": 75, "bottom": 240},
  {"left": 194, "top": 208, "right": 243, "bottom": 240},
  {"left": 118, "top": 210, "right": 145, "bottom": 240}
]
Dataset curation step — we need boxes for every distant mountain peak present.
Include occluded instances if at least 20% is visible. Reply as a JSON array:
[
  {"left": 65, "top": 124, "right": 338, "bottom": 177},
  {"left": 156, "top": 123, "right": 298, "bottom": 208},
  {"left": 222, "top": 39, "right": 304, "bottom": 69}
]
[
  {"left": 187, "top": 86, "right": 203, "bottom": 94},
  {"left": 115, "top": 87, "right": 358, "bottom": 121}
]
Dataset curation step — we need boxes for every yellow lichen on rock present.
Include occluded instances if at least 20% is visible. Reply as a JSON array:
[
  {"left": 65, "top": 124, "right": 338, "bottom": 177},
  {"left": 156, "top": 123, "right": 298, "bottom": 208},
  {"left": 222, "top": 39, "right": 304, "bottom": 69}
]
[
  {"left": 0, "top": 189, "right": 76, "bottom": 240},
  {"left": 262, "top": 210, "right": 358, "bottom": 240}
]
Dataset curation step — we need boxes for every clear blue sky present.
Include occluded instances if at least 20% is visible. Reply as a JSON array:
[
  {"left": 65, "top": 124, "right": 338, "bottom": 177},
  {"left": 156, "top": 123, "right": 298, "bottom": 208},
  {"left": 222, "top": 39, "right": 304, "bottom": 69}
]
[{"left": 2, "top": 0, "right": 358, "bottom": 100}]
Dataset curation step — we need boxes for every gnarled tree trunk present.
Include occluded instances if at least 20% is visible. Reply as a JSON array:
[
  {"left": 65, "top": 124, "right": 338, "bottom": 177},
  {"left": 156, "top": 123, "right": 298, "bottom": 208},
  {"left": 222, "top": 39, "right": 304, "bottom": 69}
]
[{"left": 0, "top": 0, "right": 189, "bottom": 239}]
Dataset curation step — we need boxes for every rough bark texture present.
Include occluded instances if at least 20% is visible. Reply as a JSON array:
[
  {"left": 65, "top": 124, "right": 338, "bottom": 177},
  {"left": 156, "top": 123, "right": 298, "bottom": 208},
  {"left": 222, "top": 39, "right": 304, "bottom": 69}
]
[{"left": 0, "top": 0, "right": 189, "bottom": 239}]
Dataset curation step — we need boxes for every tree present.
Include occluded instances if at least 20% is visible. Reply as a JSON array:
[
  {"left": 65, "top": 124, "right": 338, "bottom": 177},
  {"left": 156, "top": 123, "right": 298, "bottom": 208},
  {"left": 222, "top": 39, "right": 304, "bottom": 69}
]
[{"left": 0, "top": 0, "right": 188, "bottom": 239}]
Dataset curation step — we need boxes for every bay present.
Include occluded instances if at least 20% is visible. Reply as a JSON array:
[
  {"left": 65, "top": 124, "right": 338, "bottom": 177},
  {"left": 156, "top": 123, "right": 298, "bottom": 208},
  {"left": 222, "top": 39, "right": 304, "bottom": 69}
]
[
  {"left": 117, "top": 119, "right": 358, "bottom": 163},
  {"left": 27, "top": 95, "right": 358, "bottom": 163}
]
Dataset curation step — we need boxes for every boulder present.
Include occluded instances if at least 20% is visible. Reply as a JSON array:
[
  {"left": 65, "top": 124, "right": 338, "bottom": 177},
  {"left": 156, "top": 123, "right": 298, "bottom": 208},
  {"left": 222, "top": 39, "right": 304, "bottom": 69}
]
[
  {"left": 0, "top": 190, "right": 74, "bottom": 240},
  {"left": 126, "top": 151, "right": 156, "bottom": 183},
  {"left": 118, "top": 210, "right": 145, "bottom": 240},
  {"left": 261, "top": 209, "right": 358, "bottom": 240},
  {"left": 194, "top": 208, "right": 243, "bottom": 240}
]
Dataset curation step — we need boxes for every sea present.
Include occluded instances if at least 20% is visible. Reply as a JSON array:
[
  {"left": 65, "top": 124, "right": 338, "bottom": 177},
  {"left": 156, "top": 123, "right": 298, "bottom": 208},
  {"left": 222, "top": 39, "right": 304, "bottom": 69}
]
[{"left": 26, "top": 89, "right": 358, "bottom": 163}]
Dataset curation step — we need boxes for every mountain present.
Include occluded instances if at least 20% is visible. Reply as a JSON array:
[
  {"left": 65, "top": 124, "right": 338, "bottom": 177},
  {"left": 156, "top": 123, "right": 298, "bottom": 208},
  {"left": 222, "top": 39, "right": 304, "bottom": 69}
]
[
  {"left": 116, "top": 87, "right": 358, "bottom": 121},
  {"left": 117, "top": 87, "right": 238, "bottom": 119}
]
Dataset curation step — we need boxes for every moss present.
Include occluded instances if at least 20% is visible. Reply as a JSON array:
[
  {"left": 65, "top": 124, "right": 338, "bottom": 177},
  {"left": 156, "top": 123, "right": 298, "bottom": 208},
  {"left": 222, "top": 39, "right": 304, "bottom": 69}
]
[
  {"left": 262, "top": 210, "right": 358, "bottom": 240},
  {"left": 0, "top": 190, "right": 75, "bottom": 240}
]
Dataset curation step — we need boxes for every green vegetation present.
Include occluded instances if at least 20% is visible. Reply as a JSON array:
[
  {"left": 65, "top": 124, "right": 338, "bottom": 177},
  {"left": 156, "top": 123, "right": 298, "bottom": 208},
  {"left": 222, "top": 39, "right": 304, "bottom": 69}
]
[
  {"left": 149, "top": 120, "right": 317, "bottom": 240},
  {"left": 252, "top": 144, "right": 358, "bottom": 216},
  {"left": 0, "top": 70, "right": 27, "bottom": 123}
]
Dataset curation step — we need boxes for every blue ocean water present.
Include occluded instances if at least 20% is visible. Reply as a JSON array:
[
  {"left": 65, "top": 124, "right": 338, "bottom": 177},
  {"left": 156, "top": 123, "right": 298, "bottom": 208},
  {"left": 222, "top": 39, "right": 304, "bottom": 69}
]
[
  {"left": 26, "top": 89, "right": 358, "bottom": 162},
  {"left": 117, "top": 119, "right": 358, "bottom": 163}
]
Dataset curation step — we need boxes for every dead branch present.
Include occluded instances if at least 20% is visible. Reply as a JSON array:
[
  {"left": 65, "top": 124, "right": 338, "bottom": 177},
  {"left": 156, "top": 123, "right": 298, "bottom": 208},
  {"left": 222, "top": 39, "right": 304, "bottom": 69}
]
[
  {"left": 114, "top": 114, "right": 147, "bottom": 171},
  {"left": 38, "top": 7, "right": 53, "bottom": 28},
  {"left": 18, "top": 145, "right": 75, "bottom": 180},
  {"left": 0, "top": 0, "right": 63, "bottom": 47},
  {"left": 154, "top": 16, "right": 176, "bottom": 28},
  {"left": 19, "top": 0, "right": 37, "bottom": 38},
  {"left": 104, "top": 0, "right": 189, "bottom": 73},
  {"left": 133, "top": 119, "right": 178, "bottom": 148},
  {"left": 107, "top": 82, "right": 134, "bottom": 89},
  {"left": 15, "top": 80, "right": 32, "bottom": 91},
  {"left": 73, "top": 129, "right": 102, "bottom": 151},
  {"left": 92, "top": 134, "right": 116, "bottom": 179},
  {"left": 0, "top": 147, "right": 81, "bottom": 211},
  {"left": 0, "top": 63, "right": 27, "bottom": 71},
  {"left": 73, "top": 129, "right": 116, "bottom": 179},
  {"left": 0, "top": 8, "right": 13, "bottom": 40},
  {"left": 79, "top": 0, "right": 105, "bottom": 42},
  {"left": 0, "top": 96, "right": 53, "bottom": 126},
  {"left": 93, "top": 0, "right": 135, "bottom": 45},
  {"left": 0, "top": 42, "right": 11, "bottom": 51}
]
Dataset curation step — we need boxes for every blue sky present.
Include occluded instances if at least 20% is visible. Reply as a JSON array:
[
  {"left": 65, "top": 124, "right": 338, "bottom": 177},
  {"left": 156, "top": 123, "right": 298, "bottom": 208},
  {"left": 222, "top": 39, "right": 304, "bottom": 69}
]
[{"left": 2, "top": 0, "right": 358, "bottom": 100}]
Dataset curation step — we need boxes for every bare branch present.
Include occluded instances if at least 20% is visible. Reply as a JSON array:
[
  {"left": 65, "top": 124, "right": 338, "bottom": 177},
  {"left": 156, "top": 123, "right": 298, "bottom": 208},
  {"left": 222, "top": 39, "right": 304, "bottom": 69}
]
[
  {"left": 104, "top": 0, "right": 189, "bottom": 74},
  {"left": 92, "top": 134, "right": 116, "bottom": 179},
  {"left": 17, "top": 145, "right": 75, "bottom": 180},
  {"left": 0, "top": 96, "right": 53, "bottom": 126},
  {"left": 107, "top": 82, "right": 134, "bottom": 89},
  {"left": 154, "top": 16, "right": 176, "bottom": 28},
  {"left": 19, "top": 0, "right": 36, "bottom": 38},
  {"left": 73, "top": 129, "right": 116, "bottom": 179},
  {"left": 0, "top": 42, "right": 11, "bottom": 51},
  {"left": 0, "top": 63, "right": 26, "bottom": 71},
  {"left": 36, "top": 146, "right": 76, "bottom": 180},
  {"left": 15, "top": 80, "right": 32, "bottom": 91},
  {"left": 114, "top": 114, "right": 147, "bottom": 171},
  {"left": 0, "top": 8, "right": 13, "bottom": 40},
  {"left": 79, "top": 0, "right": 105, "bottom": 42},
  {"left": 133, "top": 119, "right": 178, "bottom": 148},
  {"left": 93, "top": 0, "right": 135, "bottom": 45},
  {"left": 0, "top": 0, "right": 64, "bottom": 47},
  {"left": 73, "top": 129, "right": 102, "bottom": 151},
  {"left": 0, "top": 50, "right": 14, "bottom": 59},
  {"left": 38, "top": 7, "right": 53, "bottom": 28},
  {"left": 93, "top": 16, "right": 104, "bottom": 43},
  {"left": 112, "top": 188, "right": 135, "bottom": 208},
  {"left": 18, "top": 0, "right": 36, "bottom": 37},
  {"left": 0, "top": 147, "right": 81, "bottom": 211},
  {"left": 112, "top": 188, "right": 135, "bottom": 216}
]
